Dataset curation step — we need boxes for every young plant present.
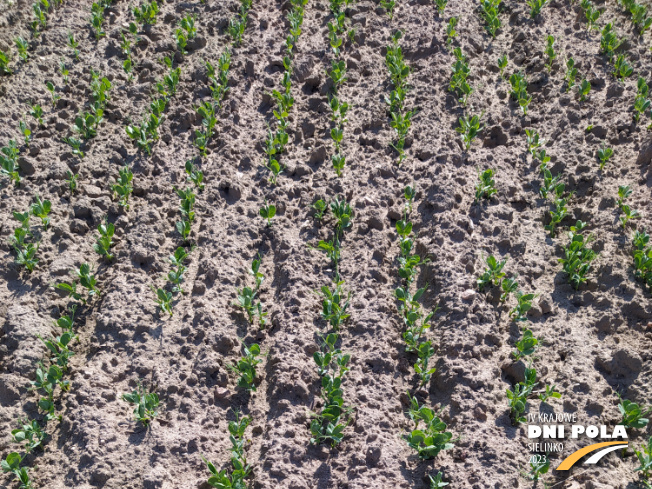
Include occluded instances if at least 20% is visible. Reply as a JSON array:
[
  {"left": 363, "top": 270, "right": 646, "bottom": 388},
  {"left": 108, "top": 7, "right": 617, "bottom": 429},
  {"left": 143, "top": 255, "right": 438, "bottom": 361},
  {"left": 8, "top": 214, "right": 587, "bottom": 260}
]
[
  {"left": 613, "top": 54, "right": 633, "bottom": 80},
  {"left": 544, "top": 35, "right": 556, "bottom": 71},
  {"left": 259, "top": 201, "right": 276, "bottom": 226},
  {"left": 526, "top": 456, "right": 550, "bottom": 481},
  {"left": 479, "top": 0, "right": 501, "bottom": 38},
  {"left": 600, "top": 23, "right": 621, "bottom": 60},
  {"left": 510, "top": 291, "right": 538, "bottom": 322},
  {"left": 434, "top": 0, "right": 447, "bottom": 15},
  {"left": 111, "top": 166, "right": 134, "bottom": 210},
  {"left": 203, "top": 411, "right": 253, "bottom": 488},
  {"left": 19, "top": 121, "right": 31, "bottom": 147},
  {"left": 578, "top": 78, "right": 591, "bottom": 102},
  {"left": 1, "top": 140, "right": 20, "bottom": 185},
  {"left": 122, "top": 383, "right": 160, "bottom": 425},
  {"left": 429, "top": 472, "right": 449, "bottom": 489},
  {"left": 500, "top": 275, "right": 518, "bottom": 302},
  {"left": 456, "top": 113, "right": 482, "bottom": 151},
  {"left": 497, "top": 54, "right": 508, "bottom": 78},
  {"left": 474, "top": 168, "right": 497, "bottom": 202},
  {"left": 0, "top": 50, "right": 11, "bottom": 75},
  {"left": 185, "top": 160, "right": 205, "bottom": 191},
  {"left": 565, "top": 57, "right": 578, "bottom": 92},
  {"left": 634, "top": 437, "right": 652, "bottom": 481},
  {"left": 525, "top": 129, "right": 542, "bottom": 157},
  {"left": 544, "top": 184, "right": 571, "bottom": 238},
  {"left": 133, "top": 0, "right": 159, "bottom": 26},
  {"left": 506, "top": 367, "right": 537, "bottom": 424},
  {"left": 93, "top": 218, "right": 115, "bottom": 261},
  {"left": 634, "top": 77, "right": 650, "bottom": 122},
  {"left": 29, "top": 103, "right": 43, "bottom": 126},
  {"left": 528, "top": 0, "right": 549, "bottom": 17},
  {"left": 509, "top": 72, "right": 531, "bottom": 115},
  {"left": 15, "top": 37, "right": 29, "bottom": 62},
  {"left": 45, "top": 81, "right": 60, "bottom": 107},
  {"left": 67, "top": 32, "right": 80, "bottom": 60},
  {"left": 414, "top": 340, "right": 436, "bottom": 387},
  {"left": 559, "top": 220, "right": 597, "bottom": 289},
  {"left": 619, "top": 395, "right": 651, "bottom": 429},
  {"left": 229, "top": 343, "right": 262, "bottom": 391},
  {"left": 446, "top": 17, "right": 458, "bottom": 45},
  {"left": 404, "top": 400, "right": 454, "bottom": 459},
  {"left": 512, "top": 329, "right": 538, "bottom": 361},
  {"left": 62, "top": 136, "right": 85, "bottom": 159},
  {"left": 12, "top": 419, "right": 46, "bottom": 453},
  {"left": 312, "top": 199, "right": 328, "bottom": 220},
  {"left": 380, "top": 0, "right": 396, "bottom": 18},
  {"left": 90, "top": 2, "right": 106, "bottom": 39},
  {"left": 65, "top": 171, "right": 78, "bottom": 194},
  {"left": 152, "top": 286, "right": 173, "bottom": 316},
  {"left": 30, "top": 195, "right": 51, "bottom": 230},
  {"left": 632, "top": 229, "right": 652, "bottom": 291},
  {"left": 539, "top": 384, "right": 561, "bottom": 403},
  {"left": 1, "top": 452, "right": 32, "bottom": 489},
  {"left": 597, "top": 143, "right": 613, "bottom": 170},
  {"left": 318, "top": 281, "right": 351, "bottom": 330},
  {"left": 477, "top": 255, "right": 507, "bottom": 290}
]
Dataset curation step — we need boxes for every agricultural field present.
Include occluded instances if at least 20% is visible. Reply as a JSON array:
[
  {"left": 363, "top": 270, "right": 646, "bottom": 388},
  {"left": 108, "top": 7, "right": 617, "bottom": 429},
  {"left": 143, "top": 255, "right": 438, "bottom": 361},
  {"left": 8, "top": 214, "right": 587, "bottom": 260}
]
[{"left": 0, "top": 0, "right": 651, "bottom": 487}]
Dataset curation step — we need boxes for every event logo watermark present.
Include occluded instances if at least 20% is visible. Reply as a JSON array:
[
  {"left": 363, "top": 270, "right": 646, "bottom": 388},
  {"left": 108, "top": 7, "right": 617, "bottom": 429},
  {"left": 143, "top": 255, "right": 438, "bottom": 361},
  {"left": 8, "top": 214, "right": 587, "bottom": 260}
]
[{"left": 527, "top": 412, "right": 628, "bottom": 470}]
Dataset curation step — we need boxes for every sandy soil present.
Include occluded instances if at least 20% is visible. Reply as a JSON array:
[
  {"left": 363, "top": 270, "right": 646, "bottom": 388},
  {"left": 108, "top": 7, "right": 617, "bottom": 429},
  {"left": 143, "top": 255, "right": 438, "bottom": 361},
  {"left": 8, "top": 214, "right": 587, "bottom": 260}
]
[{"left": 0, "top": 0, "right": 651, "bottom": 488}]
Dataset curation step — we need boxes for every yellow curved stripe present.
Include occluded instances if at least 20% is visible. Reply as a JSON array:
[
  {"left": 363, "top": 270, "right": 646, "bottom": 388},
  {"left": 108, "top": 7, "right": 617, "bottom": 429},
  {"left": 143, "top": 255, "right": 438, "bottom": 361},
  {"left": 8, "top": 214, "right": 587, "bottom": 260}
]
[{"left": 556, "top": 441, "right": 628, "bottom": 470}]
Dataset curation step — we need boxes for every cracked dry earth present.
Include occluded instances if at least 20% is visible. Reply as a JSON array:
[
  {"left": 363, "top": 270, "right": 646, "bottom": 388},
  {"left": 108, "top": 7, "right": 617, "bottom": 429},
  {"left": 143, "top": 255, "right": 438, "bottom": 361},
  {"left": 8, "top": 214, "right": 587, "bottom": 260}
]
[{"left": 0, "top": 0, "right": 651, "bottom": 488}]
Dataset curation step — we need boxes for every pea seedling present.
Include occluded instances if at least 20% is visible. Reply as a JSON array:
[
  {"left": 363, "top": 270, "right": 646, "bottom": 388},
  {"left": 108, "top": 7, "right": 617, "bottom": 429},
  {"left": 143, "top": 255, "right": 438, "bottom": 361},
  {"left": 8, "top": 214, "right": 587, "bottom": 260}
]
[
  {"left": 474, "top": 168, "right": 497, "bottom": 202},
  {"left": 618, "top": 395, "right": 651, "bottom": 429},
  {"left": 93, "top": 218, "right": 115, "bottom": 261},
  {"left": 512, "top": 329, "right": 538, "bottom": 361},
  {"left": 122, "top": 383, "right": 160, "bottom": 425},
  {"left": 260, "top": 201, "right": 276, "bottom": 226},
  {"left": 559, "top": 220, "right": 597, "bottom": 289},
  {"left": 30, "top": 195, "right": 51, "bottom": 230},
  {"left": 229, "top": 343, "right": 262, "bottom": 390}
]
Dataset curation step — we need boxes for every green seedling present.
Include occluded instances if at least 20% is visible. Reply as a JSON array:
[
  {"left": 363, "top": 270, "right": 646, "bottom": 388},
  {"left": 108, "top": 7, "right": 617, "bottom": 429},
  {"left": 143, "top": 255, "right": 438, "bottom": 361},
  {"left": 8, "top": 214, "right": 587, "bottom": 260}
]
[
  {"left": 19, "top": 121, "right": 31, "bottom": 146},
  {"left": 500, "top": 275, "right": 518, "bottom": 302},
  {"left": 512, "top": 329, "right": 538, "bottom": 360},
  {"left": 111, "top": 166, "right": 133, "bottom": 209},
  {"left": 539, "top": 384, "right": 561, "bottom": 403},
  {"left": 405, "top": 401, "right": 454, "bottom": 459},
  {"left": 565, "top": 57, "right": 578, "bottom": 92},
  {"left": 446, "top": 17, "right": 458, "bottom": 45},
  {"left": 526, "top": 456, "right": 550, "bottom": 481},
  {"left": 475, "top": 168, "right": 497, "bottom": 202},
  {"left": 634, "top": 77, "right": 650, "bottom": 122},
  {"left": 1, "top": 452, "right": 32, "bottom": 489},
  {"left": 15, "top": 37, "right": 29, "bottom": 62},
  {"left": 479, "top": 0, "right": 501, "bottom": 38},
  {"left": 510, "top": 291, "right": 537, "bottom": 322},
  {"left": 597, "top": 144, "right": 613, "bottom": 170},
  {"left": 152, "top": 286, "right": 173, "bottom": 316},
  {"left": 93, "top": 218, "right": 115, "bottom": 261},
  {"left": 91, "top": 2, "right": 106, "bottom": 39},
  {"left": 617, "top": 185, "right": 633, "bottom": 208},
  {"left": 545, "top": 184, "right": 572, "bottom": 237},
  {"left": 229, "top": 343, "right": 262, "bottom": 391},
  {"left": 509, "top": 72, "right": 531, "bottom": 115},
  {"left": 429, "top": 472, "right": 449, "bottom": 489},
  {"left": 456, "top": 113, "right": 482, "bottom": 151},
  {"left": 632, "top": 229, "right": 652, "bottom": 290},
  {"left": 29, "top": 103, "right": 43, "bottom": 126},
  {"left": 62, "top": 136, "right": 85, "bottom": 159},
  {"left": 185, "top": 160, "right": 204, "bottom": 190},
  {"left": 414, "top": 340, "right": 436, "bottom": 387},
  {"left": 175, "top": 29, "right": 188, "bottom": 54},
  {"left": 634, "top": 437, "right": 652, "bottom": 480},
  {"left": 559, "top": 220, "right": 597, "bottom": 289},
  {"left": 584, "top": 2, "right": 601, "bottom": 31},
  {"left": 619, "top": 395, "right": 651, "bottom": 429},
  {"left": 15, "top": 242, "right": 39, "bottom": 272},
  {"left": 59, "top": 59, "right": 69, "bottom": 84},
  {"left": 613, "top": 54, "right": 633, "bottom": 79},
  {"left": 0, "top": 140, "right": 20, "bottom": 185},
  {"left": 497, "top": 54, "right": 508, "bottom": 77},
  {"left": 528, "top": 0, "right": 549, "bottom": 17},
  {"left": 312, "top": 199, "right": 327, "bottom": 220},
  {"left": 260, "top": 201, "right": 276, "bottom": 226},
  {"left": 38, "top": 330, "right": 75, "bottom": 370},
  {"left": 525, "top": 129, "right": 542, "bottom": 156},
  {"left": 65, "top": 171, "right": 78, "bottom": 194},
  {"left": 434, "top": 0, "right": 447, "bottom": 15},
  {"left": 0, "top": 50, "right": 11, "bottom": 75},
  {"left": 544, "top": 35, "right": 555, "bottom": 71},
  {"left": 176, "top": 220, "right": 191, "bottom": 241},
  {"left": 133, "top": 0, "right": 159, "bottom": 26},
  {"left": 30, "top": 195, "right": 51, "bottom": 230},
  {"left": 600, "top": 23, "right": 621, "bottom": 60},
  {"left": 506, "top": 367, "right": 537, "bottom": 424},
  {"left": 620, "top": 204, "right": 641, "bottom": 229},
  {"left": 12, "top": 419, "right": 46, "bottom": 453},
  {"left": 67, "top": 32, "right": 80, "bottom": 60},
  {"left": 477, "top": 255, "right": 507, "bottom": 290},
  {"left": 45, "top": 81, "right": 60, "bottom": 106},
  {"left": 122, "top": 383, "right": 159, "bottom": 425},
  {"left": 578, "top": 78, "right": 591, "bottom": 102},
  {"left": 319, "top": 281, "right": 351, "bottom": 330}
]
